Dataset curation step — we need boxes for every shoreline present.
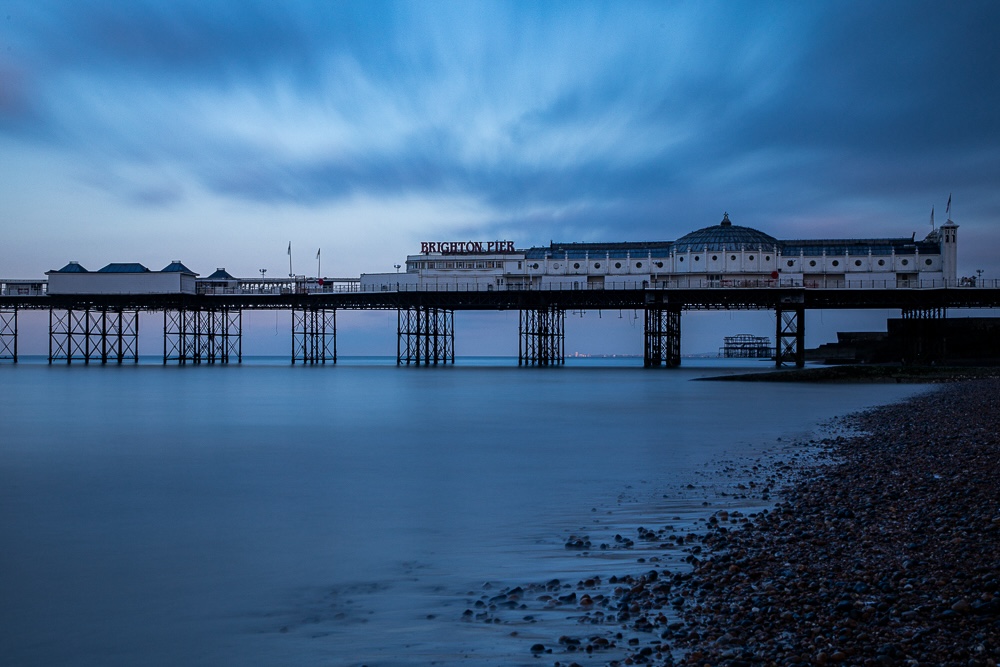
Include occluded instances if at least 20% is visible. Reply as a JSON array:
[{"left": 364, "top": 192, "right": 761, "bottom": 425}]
[
  {"left": 698, "top": 364, "right": 1000, "bottom": 384},
  {"left": 500, "top": 398, "right": 867, "bottom": 665},
  {"left": 605, "top": 378, "right": 1000, "bottom": 666}
]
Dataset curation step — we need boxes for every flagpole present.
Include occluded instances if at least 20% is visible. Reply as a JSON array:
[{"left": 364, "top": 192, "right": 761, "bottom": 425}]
[
  {"left": 288, "top": 242, "right": 293, "bottom": 277},
  {"left": 317, "top": 248, "right": 321, "bottom": 279}
]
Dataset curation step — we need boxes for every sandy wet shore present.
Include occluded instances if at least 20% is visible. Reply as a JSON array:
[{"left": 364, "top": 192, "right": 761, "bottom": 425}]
[{"left": 600, "top": 379, "right": 1000, "bottom": 666}]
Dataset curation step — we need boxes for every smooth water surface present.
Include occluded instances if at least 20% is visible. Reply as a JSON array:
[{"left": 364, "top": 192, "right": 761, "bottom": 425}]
[{"left": 0, "top": 358, "right": 923, "bottom": 666}]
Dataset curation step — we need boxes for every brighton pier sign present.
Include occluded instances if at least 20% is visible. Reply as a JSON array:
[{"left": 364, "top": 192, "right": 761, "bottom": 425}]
[{"left": 420, "top": 240, "right": 516, "bottom": 254}]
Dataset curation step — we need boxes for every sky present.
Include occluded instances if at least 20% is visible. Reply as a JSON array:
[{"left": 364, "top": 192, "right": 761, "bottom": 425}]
[{"left": 2, "top": 0, "right": 999, "bottom": 356}]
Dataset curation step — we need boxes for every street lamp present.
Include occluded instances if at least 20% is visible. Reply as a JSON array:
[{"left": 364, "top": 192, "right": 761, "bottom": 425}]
[
  {"left": 977, "top": 269, "right": 984, "bottom": 286},
  {"left": 259, "top": 268, "right": 267, "bottom": 281},
  {"left": 394, "top": 264, "right": 401, "bottom": 273}
]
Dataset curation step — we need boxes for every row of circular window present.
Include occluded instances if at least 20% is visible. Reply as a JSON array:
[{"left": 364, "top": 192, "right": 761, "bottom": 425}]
[
  {"left": 529, "top": 256, "right": 935, "bottom": 270},
  {"left": 788, "top": 258, "right": 933, "bottom": 267}
]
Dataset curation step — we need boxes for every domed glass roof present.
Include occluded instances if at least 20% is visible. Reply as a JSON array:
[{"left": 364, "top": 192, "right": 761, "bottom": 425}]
[{"left": 673, "top": 213, "right": 779, "bottom": 252}]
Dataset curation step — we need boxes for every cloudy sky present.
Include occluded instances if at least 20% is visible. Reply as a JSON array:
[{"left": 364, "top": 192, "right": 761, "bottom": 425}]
[{"left": 2, "top": 0, "right": 998, "bottom": 354}]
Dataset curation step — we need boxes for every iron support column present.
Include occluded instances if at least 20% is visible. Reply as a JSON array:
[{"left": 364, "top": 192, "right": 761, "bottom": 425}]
[
  {"left": 644, "top": 305, "right": 681, "bottom": 368},
  {"left": 206, "top": 308, "right": 242, "bottom": 363},
  {"left": 96, "top": 309, "right": 139, "bottom": 364},
  {"left": 775, "top": 305, "right": 805, "bottom": 368},
  {"left": 397, "top": 306, "right": 454, "bottom": 366},
  {"left": 518, "top": 306, "right": 565, "bottom": 366},
  {"left": 164, "top": 309, "right": 194, "bottom": 364},
  {"left": 0, "top": 307, "right": 17, "bottom": 362},
  {"left": 292, "top": 308, "right": 336, "bottom": 364},
  {"left": 165, "top": 308, "right": 242, "bottom": 364},
  {"left": 50, "top": 308, "right": 139, "bottom": 364}
]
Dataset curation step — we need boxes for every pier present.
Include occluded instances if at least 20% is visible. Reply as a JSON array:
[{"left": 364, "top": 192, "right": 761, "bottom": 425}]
[
  {"left": 719, "top": 334, "right": 775, "bottom": 359},
  {"left": 3, "top": 277, "right": 1000, "bottom": 367},
  {"left": 2, "top": 213, "right": 995, "bottom": 367}
]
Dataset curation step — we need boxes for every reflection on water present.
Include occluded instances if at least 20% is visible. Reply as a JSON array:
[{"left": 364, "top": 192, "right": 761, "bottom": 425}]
[{"left": 0, "top": 358, "right": 922, "bottom": 665}]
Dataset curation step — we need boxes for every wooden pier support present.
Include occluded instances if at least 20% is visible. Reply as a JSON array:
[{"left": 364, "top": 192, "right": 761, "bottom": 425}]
[
  {"left": 164, "top": 308, "right": 241, "bottom": 364},
  {"left": 0, "top": 307, "right": 17, "bottom": 362},
  {"left": 49, "top": 307, "right": 139, "bottom": 364},
  {"left": 644, "top": 305, "right": 681, "bottom": 368},
  {"left": 519, "top": 306, "right": 565, "bottom": 366},
  {"left": 775, "top": 305, "right": 805, "bottom": 367},
  {"left": 397, "top": 306, "right": 454, "bottom": 366},
  {"left": 292, "top": 308, "right": 336, "bottom": 364}
]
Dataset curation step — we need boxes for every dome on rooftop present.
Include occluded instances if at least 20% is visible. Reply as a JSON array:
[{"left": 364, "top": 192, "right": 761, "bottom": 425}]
[{"left": 673, "top": 213, "right": 779, "bottom": 253}]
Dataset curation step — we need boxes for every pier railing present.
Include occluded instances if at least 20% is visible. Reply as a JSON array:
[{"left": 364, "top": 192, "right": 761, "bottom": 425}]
[
  {"left": 347, "top": 277, "right": 999, "bottom": 293},
  {"left": 0, "top": 277, "right": 1000, "bottom": 297},
  {"left": 3, "top": 276, "right": 999, "bottom": 297}
]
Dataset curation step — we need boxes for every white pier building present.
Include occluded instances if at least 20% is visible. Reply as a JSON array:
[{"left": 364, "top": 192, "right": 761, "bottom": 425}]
[{"left": 361, "top": 213, "right": 958, "bottom": 292}]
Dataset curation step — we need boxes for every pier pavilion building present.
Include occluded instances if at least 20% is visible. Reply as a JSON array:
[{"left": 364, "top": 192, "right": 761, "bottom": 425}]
[
  {"left": 46, "top": 261, "right": 199, "bottom": 295},
  {"left": 361, "top": 213, "right": 959, "bottom": 292}
]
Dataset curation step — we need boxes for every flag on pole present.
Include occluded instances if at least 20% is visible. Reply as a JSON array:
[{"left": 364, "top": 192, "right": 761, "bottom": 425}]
[
  {"left": 946, "top": 193, "right": 952, "bottom": 216},
  {"left": 316, "top": 248, "right": 321, "bottom": 260},
  {"left": 287, "top": 242, "right": 292, "bottom": 256},
  {"left": 930, "top": 206, "right": 935, "bottom": 229}
]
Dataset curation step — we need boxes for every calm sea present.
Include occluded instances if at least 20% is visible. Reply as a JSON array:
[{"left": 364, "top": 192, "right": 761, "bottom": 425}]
[{"left": 0, "top": 357, "right": 922, "bottom": 666}]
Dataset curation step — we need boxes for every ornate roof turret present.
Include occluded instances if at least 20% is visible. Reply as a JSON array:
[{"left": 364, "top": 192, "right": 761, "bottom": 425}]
[
  {"left": 205, "top": 268, "right": 236, "bottom": 280},
  {"left": 161, "top": 261, "right": 197, "bottom": 274},
  {"left": 53, "top": 261, "right": 88, "bottom": 273}
]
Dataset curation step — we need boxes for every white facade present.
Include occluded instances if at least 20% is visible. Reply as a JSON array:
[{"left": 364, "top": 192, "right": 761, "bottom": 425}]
[
  {"left": 46, "top": 262, "right": 197, "bottom": 295},
  {"left": 381, "top": 215, "right": 959, "bottom": 291}
]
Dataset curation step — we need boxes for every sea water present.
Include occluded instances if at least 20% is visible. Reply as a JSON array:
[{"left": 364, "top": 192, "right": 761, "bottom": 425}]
[{"left": 0, "top": 358, "right": 922, "bottom": 666}]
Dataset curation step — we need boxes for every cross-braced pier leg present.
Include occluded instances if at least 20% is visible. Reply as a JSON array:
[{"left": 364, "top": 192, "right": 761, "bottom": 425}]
[
  {"left": 204, "top": 308, "right": 242, "bottom": 363},
  {"left": 397, "top": 306, "right": 454, "bottom": 366},
  {"left": 222, "top": 309, "right": 243, "bottom": 363},
  {"left": 164, "top": 309, "right": 196, "bottom": 364},
  {"left": 96, "top": 309, "right": 139, "bottom": 364},
  {"left": 50, "top": 308, "right": 139, "bottom": 364},
  {"left": 644, "top": 306, "right": 681, "bottom": 368},
  {"left": 775, "top": 306, "right": 805, "bottom": 368},
  {"left": 0, "top": 307, "right": 17, "bottom": 362},
  {"left": 49, "top": 308, "right": 84, "bottom": 363},
  {"left": 165, "top": 309, "right": 242, "bottom": 364},
  {"left": 292, "top": 308, "right": 336, "bottom": 364},
  {"left": 518, "top": 306, "right": 565, "bottom": 366}
]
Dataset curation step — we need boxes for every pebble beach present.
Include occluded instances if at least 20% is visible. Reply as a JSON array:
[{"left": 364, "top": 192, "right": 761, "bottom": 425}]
[
  {"left": 598, "top": 378, "right": 1000, "bottom": 666},
  {"left": 515, "top": 377, "right": 1000, "bottom": 666}
]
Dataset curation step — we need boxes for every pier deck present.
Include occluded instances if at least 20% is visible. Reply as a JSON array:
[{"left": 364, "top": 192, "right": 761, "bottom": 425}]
[{"left": 2, "top": 283, "right": 999, "bottom": 367}]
